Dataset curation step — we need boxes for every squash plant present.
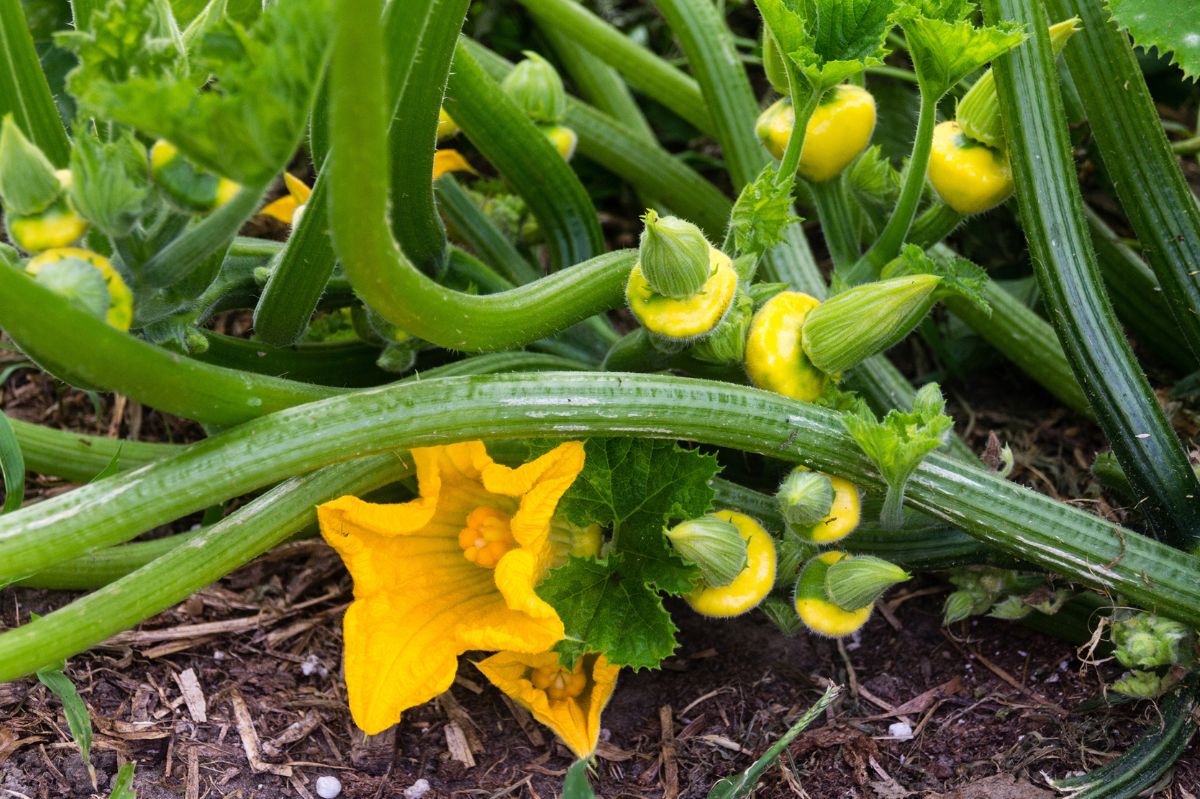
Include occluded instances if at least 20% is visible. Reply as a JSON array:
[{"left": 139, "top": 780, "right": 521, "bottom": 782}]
[{"left": 1, "top": 0, "right": 1199, "bottom": 794}]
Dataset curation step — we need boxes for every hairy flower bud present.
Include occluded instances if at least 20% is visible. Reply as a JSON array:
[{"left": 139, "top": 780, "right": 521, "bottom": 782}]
[
  {"left": 762, "top": 29, "right": 790, "bottom": 95},
  {"left": 501, "top": 52, "right": 567, "bottom": 125},
  {"left": 801, "top": 274, "right": 941, "bottom": 374},
  {"left": 666, "top": 515, "right": 749, "bottom": 587},
  {"left": 0, "top": 115, "right": 62, "bottom": 215},
  {"left": 823, "top": 555, "right": 909, "bottom": 611},
  {"left": 777, "top": 468, "right": 835, "bottom": 529},
  {"left": 638, "top": 210, "right": 712, "bottom": 299}
]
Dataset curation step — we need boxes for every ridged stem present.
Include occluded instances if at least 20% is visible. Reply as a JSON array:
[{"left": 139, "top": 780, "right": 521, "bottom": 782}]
[
  {"left": 811, "top": 177, "right": 862, "bottom": 269},
  {"left": 1046, "top": 0, "right": 1200, "bottom": 370},
  {"left": 0, "top": 0, "right": 70, "bottom": 165},
  {"left": 984, "top": 0, "right": 1200, "bottom": 549},
  {"left": 1, "top": 373, "right": 1198, "bottom": 629}
]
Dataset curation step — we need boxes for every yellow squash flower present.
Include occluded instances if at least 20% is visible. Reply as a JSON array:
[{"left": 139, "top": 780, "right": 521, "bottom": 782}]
[
  {"left": 433, "top": 149, "right": 476, "bottom": 179},
  {"left": 476, "top": 650, "right": 619, "bottom": 759},
  {"left": 317, "top": 440, "right": 585, "bottom": 734},
  {"left": 261, "top": 173, "right": 313, "bottom": 225}
]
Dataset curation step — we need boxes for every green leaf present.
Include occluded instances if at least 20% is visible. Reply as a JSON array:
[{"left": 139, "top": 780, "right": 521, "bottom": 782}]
[
  {"left": 563, "top": 759, "right": 597, "bottom": 799},
  {"left": 730, "top": 165, "right": 803, "bottom": 258},
  {"left": 756, "top": 0, "right": 895, "bottom": 90},
  {"left": 537, "top": 555, "right": 680, "bottom": 669},
  {"left": 708, "top": 685, "right": 842, "bottom": 798},
  {"left": 36, "top": 663, "right": 95, "bottom": 786},
  {"left": 0, "top": 410, "right": 25, "bottom": 514},
  {"left": 901, "top": 13, "right": 1026, "bottom": 97},
  {"left": 68, "top": 129, "right": 151, "bottom": 237},
  {"left": 842, "top": 382, "right": 953, "bottom": 528},
  {"left": 107, "top": 763, "right": 136, "bottom": 799},
  {"left": 558, "top": 438, "right": 717, "bottom": 593},
  {"left": 61, "top": 0, "right": 332, "bottom": 184},
  {"left": 1108, "top": 0, "right": 1200, "bottom": 81}
]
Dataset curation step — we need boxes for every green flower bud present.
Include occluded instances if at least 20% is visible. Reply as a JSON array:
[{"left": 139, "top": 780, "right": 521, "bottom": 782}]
[
  {"left": 638, "top": 210, "right": 712, "bottom": 299},
  {"left": 377, "top": 342, "right": 418, "bottom": 374},
  {"left": 759, "top": 596, "right": 806, "bottom": 635},
  {"left": 691, "top": 290, "right": 752, "bottom": 365},
  {"left": 1112, "top": 613, "right": 1194, "bottom": 669},
  {"left": 183, "top": 328, "right": 210, "bottom": 354},
  {"left": 801, "top": 274, "right": 942, "bottom": 374},
  {"left": 501, "top": 51, "right": 567, "bottom": 125},
  {"left": 823, "top": 555, "right": 909, "bottom": 611},
  {"left": 942, "top": 589, "right": 983, "bottom": 625},
  {"left": 665, "top": 515, "right": 749, "bottom": 587},
  {"left": 68, "top": 131, "right": 150, "bottom": 238},
  {"left": 34, "top": 257, "right": 110, "bottom": 320},
  {"left": 957, "top": 19, "right": 1080, "bottom": 149},
  {"left": 0, "top": 115, "right": 62, "bottom": 215},
  {"left": 762, "top": 28, "right": 790, "bottom": 95},
  {"left": 776, "top": 468, "right": 835, "bottom": 529}
]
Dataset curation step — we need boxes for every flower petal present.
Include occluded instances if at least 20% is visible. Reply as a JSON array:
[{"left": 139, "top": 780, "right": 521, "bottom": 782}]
[
  {"left": 260, "top": 195, "right": 298, "bottom": 223},
  {"left": 433, "top": 149, "right": 476, "bottom": 179}
]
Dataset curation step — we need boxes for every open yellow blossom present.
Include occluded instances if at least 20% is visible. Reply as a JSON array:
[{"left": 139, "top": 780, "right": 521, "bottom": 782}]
[
  {"left": 317, "top": 440, "right": 584, "bottom": 734},
  {"left": 261, "top": 173, "right": 313, "bottom": 225},
  {"left": 476, "top": 650, "right": 619, "bottom": 759}
]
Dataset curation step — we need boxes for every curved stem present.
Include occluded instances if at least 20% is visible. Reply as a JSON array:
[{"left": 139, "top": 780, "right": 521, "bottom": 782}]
[
  {"left": 1, "top": 373, "right": 1198, "bottom": 629},
  {"left": 329, "top": 7, "right": 631, "bottom": 352},
  {"left": 446, "top": 40, "right": 603, "bottom": 271},
  {"left": 776, "top": 92, "right": 822, "bottom": 187},
  {"left": 985, "top": 0, "right": 1200, "bottom": 549}
]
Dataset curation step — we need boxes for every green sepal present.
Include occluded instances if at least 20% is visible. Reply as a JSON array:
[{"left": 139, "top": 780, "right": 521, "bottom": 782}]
[
  {"left": 729, "top": 165, "right": 802, "bottom": 258},
  {"left": 1112, "top": 668, "right": 1185, "bottom": 699},
  {"left": 956, "top": 18, "right": 1080, "bottom": 148},
  {"left": 824, "top": 555, "right": 909, "bottom": 610},
  {"left": 638, "top": 209, "right": 712, "bottom": 299},
  {"left": 0, "top": 115, "right": 63, "bottom": 215},
  {"left": 777, "top": 467, "right": 835, "bottom": 528},
  {"left": 665, "top": 515, "right": 749, "bottom": 587},
  {"left": 842, "top": 382, "right": 953, "bottom": 529},
  {"left": 763, "top": 28, "right": 791, "bottom": 95},
  {"left": 68, "top": 130, "right": 151, "bottom": 237},
  {"left": 881, "top": 244, "right": 991, "bottom": 317},
  {"left": 501, "top": 51, "right": 568, "bottom": 124},
  {"left": 690, "top": 290, "right": 753, "bottom": 365},
  {"left": 802, "top": 273, "right": 942, "bottom": 374},
  {"left": 848, "top": 145, "right": 902, "bottom": 212}
]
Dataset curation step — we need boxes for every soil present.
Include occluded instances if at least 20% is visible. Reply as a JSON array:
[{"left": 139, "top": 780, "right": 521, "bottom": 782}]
[{"left": 3, "top": 347, "right": 1200, "bottom": 799}]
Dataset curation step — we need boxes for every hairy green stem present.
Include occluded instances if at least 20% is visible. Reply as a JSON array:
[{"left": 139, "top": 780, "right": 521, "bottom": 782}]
[
  {"left": 1, "top": 373, "right": 1197, "bottom": 629},
  {"left": 811, "top": 177, "right": 861, "bottom": 269}
]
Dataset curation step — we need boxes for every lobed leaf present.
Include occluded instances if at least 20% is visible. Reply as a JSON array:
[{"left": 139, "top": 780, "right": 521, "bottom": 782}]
[
  {"left": 1108, "top": 0, "right": 1200, "bottom": 81},
  {"left": 901, "top": 14, "right": 1027, "bottom": 96}
]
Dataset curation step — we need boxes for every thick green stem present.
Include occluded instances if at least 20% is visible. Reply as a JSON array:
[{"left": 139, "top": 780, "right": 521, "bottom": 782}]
[
  {"left": 192, "top": 334, "right": 391, "bottom": 388},
  {"left": 446, "top": 41, "right": 603, "bottom": 271},
  {"left": 984, "top": 0, "right": 1200, "bottom": 549},
  {"left": 908, "top": 201, "right": 964, "bottom": 249},
  {"left": 1047, "top": 0, "right": 1200, "bottom": 370},
  {"left": 777, "top": 91, "right": 823, "bottom": 187},
  {"left": 0, "top": 455, "right": 409, "bottom": 680},
  {"left": 386, "top": 0, "right": 469, "bottom": 274},
  {"left": 847, "top": 87, "right": 938, "bottom": 282},
  {"left": 1, "top": 373, "right": 1198, "bottom": 629},
  {"left": 140, "top": 185, "right": 266, "bottom": 288}
]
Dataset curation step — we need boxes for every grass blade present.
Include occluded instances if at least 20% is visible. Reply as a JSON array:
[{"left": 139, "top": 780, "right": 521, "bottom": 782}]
[{"left": 0, "top": 409, "right": 26, "bottom": 514}]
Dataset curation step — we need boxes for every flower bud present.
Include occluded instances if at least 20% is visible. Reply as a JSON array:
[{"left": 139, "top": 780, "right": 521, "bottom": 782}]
[
  {"left": 0, "top": 115, "right": 62, "bottom": 215},
  {"left": 1112, "top": 613, "right": 1194, "bottom": 669},
  {"left": 437, "top": 107, "right": 460, "bottom": 141},
  {"left": 801, "top": 274, "right": 941, "bottom": 374},
  {"left": 762, "top": 28, "right": 790, "bottom": 95},
  {"left": 777, "top": 468, "right": 835, "bottom": 529},
  {"left": 638, "top": 210, "right": 712, "bottom": 299},
  {"left": 794, "top": 551, "right": 872, "bottom": 637},
  {"left": 501, "top": 51, "right": 567, "bottom": 125},
  {"left": 666, "top": 515, "right": 749, "bottom": 587},
  {"left": 24, "top": 247, "right": 133, "bottom": 331},
  {"left": 542, "top": 124, "right": 578, "bottom": 161},
  {"left": 942, "top": 589, "right": 984, "bottom": 625},
  {"left": 956, "top": 18, "right": 1080, "bottom": 149},
  {"left": 150, "top": 139, "right": 240, "bottom": 215},
  {"left": 823, "top": 555, "right": 909, "bottom": 611}
]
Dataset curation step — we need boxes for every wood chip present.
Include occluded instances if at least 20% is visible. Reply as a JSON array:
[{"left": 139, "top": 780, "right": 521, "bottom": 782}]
[
  {"left": 438, "top": 691, "right": 483, "bottom": 754},
  {"left": 229, "top": 692, "right": 293, "bottom": 777},
  {"left": 444, "top": 722, "right": 475, "bottom": 768},
  {"left": 174, "top": 668, "right": 207, "bottom": 723},
  {"left": 185, "top": 747, "right": 200, "bottom": 799},
  {"left": 105, "top": 720, "right": 171, "bottom": 741},
  {"left": 696, "top": 734, "right": 748, "bottom": 753},
  {"left": 500, "top": 696, "right": 545, "bottom": 747},
  {"left": 262, "top": 711, "right": 322, "bottom": 758},
  {"left": 659, "top": 705, "right": 679, "bottom": 799}
]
